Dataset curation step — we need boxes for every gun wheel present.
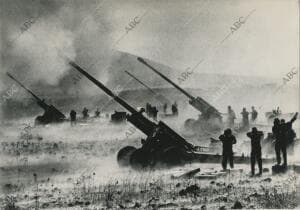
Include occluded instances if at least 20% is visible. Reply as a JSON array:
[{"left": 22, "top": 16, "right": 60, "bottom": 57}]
[
  {"left": 130, "top": 149, "right": 154, "bottom": 169},
  {"left": 117, "top": 146, "right": 137, "bottom": 167}
]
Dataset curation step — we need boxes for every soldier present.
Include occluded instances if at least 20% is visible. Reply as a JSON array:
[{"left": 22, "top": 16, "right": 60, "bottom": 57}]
[
  {"left": 146, "top": 103, "right": 151, "bottom": 117},
  {"left": 163, "top": 103, "right": 168, "bottom": 114},
  {"left": 152, "top": 106, "right": 158, "bottom": 121},
  {"left": 219, "top": 129, "right": 237, "bottom": 170},
  {"left": 247, "top": 127, "right": 263, "bottom": 176},
  {"left": 95, "top": 109, "right": 100, "bottom": 118},
  {"left": 70, "top": 110, "right": 77, "bottom": 126},
  {"left": 272, "top": 118, "right": 281, "bottom": 165},
  {"left": 227, "top": 106, "right": 236, "bottom": 128},
  {"left": 171, "top": 102, "right": 178, "bottom": 116},
  {"left": 82, "top": 107, "right": 89, "bottom": 119},
  {"left": 241, "top": 107, "right": 249, "bottom": 130},
  {"left": 278, "top": 112, "right": 298, "bottom": 167},
  {"left": 251, "top": 106, "right": 258, "bottom": 123},
  {"left": 284, "top": 113, "right": 298, "bottom": 151}
]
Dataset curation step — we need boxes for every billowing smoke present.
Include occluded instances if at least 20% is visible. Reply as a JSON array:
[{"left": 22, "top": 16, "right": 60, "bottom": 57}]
[{"left": 10, "top": 15, "right": 76, "bottom": 85}]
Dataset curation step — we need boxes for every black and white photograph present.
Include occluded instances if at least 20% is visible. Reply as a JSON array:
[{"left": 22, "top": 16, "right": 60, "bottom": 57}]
[{"left": 0, "top": 0, "right": 299, "bottom": 209}]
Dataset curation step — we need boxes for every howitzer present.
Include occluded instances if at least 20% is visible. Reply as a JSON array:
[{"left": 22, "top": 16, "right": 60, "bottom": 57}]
[
  {"left": 68, "top": 58, "right": 275, "bottom": 168},
  {"left": 68, "top": 59, "right": 200, "bottom": 168},
  {"left": 137, "top": 57, "right": 222, "bottom": 120},
  {"left": 6, "top": 73, "right": 66, "bottom": 125}
]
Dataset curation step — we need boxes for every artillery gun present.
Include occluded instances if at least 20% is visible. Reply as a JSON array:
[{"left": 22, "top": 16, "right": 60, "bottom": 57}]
[
  {"left": 67, "top": 59, "right": 273, "bottom": 169},
  {"left": 137, "top": 57, "right": 223, "bottom": 133},
  {"left": 6, "top": 73, "right": 66, "bottom": 125}
]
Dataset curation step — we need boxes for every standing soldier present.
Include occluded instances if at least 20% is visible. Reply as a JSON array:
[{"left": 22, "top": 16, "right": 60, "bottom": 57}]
[
  {"left": 70, "top": 110, "right": 77, "bottom": 126},
  {"left": 272, "top": 118, "right": 281, "bottom": 165},
  {"left": 247, "top": 127, "right": 263, "bottom": 176},
  {"left": 241, "top": 107, "right": 249, "bottom": 130},
  {"left": 227, "top": 106, "right": 236, "bottom": 128},
  {"left": 251, "top": 106, "right": 258, "bottom": 123},
  {"left": 219, "top": 129, "right": 237, "bottom": 170},
  {"left": 152, "top": 106, "right": 158, "bottom": 121},
  {"left": 278, "top": 112, "right": 298, "bottom": 168},
  {"left": 95, "top": 108, "right": 100, "bottom": 118},
  {"left": 171, "top": 102, "right": 178, "bottom": 116},
  {"left": 163, "top": 103, "right": 168, "bottom": 114},
  {"left": 82, "top": 107, "right": 89, "bottom": 119}
]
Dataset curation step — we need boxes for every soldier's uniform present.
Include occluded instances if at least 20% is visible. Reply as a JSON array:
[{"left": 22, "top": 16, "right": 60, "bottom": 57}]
[
  {"left": 251, "top": 106, "right": 258, "bottom": 122},
  {"left": 227, "top": 106, "right": 236, "bottom": 128},
  {"left": 82, "top": 107, "right": 89, "bottom": 119},
  {"left": 277, "top": 113, "right": 298, "bottom": 167},
  {"left": 171, "top": 103, "right": 178, "bottom": 116},
  {"left": 247, "top": 127, "right": 263, "bottom": 175},
  {"left": 219, "top": 129, "right": 237, "bottom": 170},
  {"left": 241, "top": 108, "right": 249, "bottom": 130},
  {"left": 272, "top": 118, "right": 281, "bottom": 165},
  {"left": 70, "top": 110, "right": 77, "bottom": 126}
]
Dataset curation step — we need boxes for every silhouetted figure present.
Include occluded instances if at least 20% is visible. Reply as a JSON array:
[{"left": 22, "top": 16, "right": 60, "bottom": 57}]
[
  {"left": 272, "top": 118, "right": 281, "bottom": 165},
  {"left": 82, "top": 107, "right": 89, "bottom": 119},
  {"left": 277, "top": 112, "right": 298, "bottom": 167},
  {"left": 146, "top": 103, "right": 151, "bottom": 117},
  {"left": 95, "top": 109, "right": 100, "bottom": 118},
  {"left": 227, "top": 106, "right": 236, "bottom": 128},
  {"left": 152, "top": 106, "right": 158, "bottom": 121},
  {"left": 171, "top": 102, "right": 178, "bottom": 116},
  {"left": 284, "top": 113, "right": 298, "bottom": 151},
  {"left": 247, "top": 127, "right": 263, "bottom": 176},
  {"left": 241, "top": 107, "right": 249, "bottom": 130},
  {"left": 251, "top": 106, "right": 258, "bottom": 123},
  {"left": 219, "top": 129, "right": 237, "bottom": 170},
  {"left": 163, "top": 103, "right": 168, "bottom": 114},
  {"left": 70, "top": 110, "right": 77, "bottom": 126}
]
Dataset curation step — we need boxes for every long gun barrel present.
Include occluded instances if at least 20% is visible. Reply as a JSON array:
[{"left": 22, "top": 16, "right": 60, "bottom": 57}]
[
  {"left": 7, "top": 73, "right": 43, "bottom": 104},
  {"left": 125, "top": 70, "right": 156, "bottom": 95},
  {"left": 68, "top": 61, "right": 137, "bottom": 115},
  {"left": 137, "top": 57, "right": 193, "bottom": 100},
  {"left": 137, "top": 57, "right": 221, "bottom": 119},
  {"left": 6, "top": 72, "right": 48, "bottom": 110},
  {"left": 68, "top": 59, "right": 194, "bottom": 150},
  {"left": 6, "top": 72, "right": 66, "bottom": 121}
]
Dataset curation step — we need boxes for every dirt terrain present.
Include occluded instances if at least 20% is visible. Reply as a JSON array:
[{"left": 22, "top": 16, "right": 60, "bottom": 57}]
[{"left": 0, "top": 116, "right": 299, "bottom": 210}]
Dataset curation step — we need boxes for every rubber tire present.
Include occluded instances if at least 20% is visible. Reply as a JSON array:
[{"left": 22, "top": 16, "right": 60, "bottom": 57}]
[{"left": 117, "top": 146, "right": 137, "bottom": 167}]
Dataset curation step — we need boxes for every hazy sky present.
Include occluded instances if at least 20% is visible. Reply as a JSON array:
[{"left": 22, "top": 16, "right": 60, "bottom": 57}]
[
  {"left": 0, "top": 0, "right": 299, "bottom": 90},
  {"left": 115, "top": 0, "right": 299, "bottom": 78}
]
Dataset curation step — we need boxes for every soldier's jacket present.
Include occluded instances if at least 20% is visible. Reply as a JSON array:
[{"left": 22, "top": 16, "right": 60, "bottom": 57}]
[
  {"left": 247, "top": 131, "right": 263, "bottom": 151},
  {"left": 219, "top": 134, "right": 236, "bottom": 153}
]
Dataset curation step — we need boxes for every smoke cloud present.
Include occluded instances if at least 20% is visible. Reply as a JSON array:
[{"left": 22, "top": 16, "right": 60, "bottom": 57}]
[{"left": 10, "top": 15, "right": 76, "bottom": 85}]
